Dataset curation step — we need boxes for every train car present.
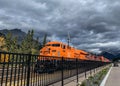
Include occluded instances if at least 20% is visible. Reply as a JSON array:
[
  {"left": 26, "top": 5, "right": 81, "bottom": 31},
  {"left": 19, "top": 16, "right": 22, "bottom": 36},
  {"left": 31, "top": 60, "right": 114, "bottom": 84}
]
[
  {"left": 95, "top": 56, "right": 110, "bottom": 63},
  {"left": 104, "top": 58, "right": 110, "bottom": 62},
  {"left": 40, "top": 41, "right": 75, "bottom": 58},
  {"left": 39, "top": 41, "right": 88, "bottom": 60},
  {"left": 100, "top": 56, "right": 110, "bottom": 62},
  {"left": 75, "top": 49, "right": 88, "bottom": 60}
]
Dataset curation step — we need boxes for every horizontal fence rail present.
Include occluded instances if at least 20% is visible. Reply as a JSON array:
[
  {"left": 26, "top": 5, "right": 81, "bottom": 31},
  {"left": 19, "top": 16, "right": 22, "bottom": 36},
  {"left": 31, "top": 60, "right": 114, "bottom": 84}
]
[{"left": 0, "top": 52, "right": 111, "bottom": 86}]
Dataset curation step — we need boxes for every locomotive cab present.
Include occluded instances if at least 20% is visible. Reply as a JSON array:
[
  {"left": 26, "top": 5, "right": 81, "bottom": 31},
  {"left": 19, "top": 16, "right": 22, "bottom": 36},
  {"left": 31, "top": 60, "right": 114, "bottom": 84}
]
[
  {"left": 40, "top": 41, "right": 62, "bottom": 57},
  {"left": 39, "top": 41, "right": 74, "bottom": 58}
]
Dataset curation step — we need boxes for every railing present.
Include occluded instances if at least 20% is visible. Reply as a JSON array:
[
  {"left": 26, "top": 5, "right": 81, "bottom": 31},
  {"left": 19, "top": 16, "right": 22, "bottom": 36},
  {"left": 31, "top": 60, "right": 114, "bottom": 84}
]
[{"left": 0, "top": 52, "right": 110, "bottom": 86}]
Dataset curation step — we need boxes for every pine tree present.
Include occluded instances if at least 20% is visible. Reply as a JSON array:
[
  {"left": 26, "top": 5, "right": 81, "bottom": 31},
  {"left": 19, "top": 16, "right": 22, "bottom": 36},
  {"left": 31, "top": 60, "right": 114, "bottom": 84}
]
[
  {"left": 5, "top": 32, "right": 12, "bottom": 52},
  {"left": 12, "top": 37, "right": 19, "bottom": 53},
  {"left": 4, "top": 29, "right": 42, "bottom": 54},
  {"left": 20, "top": 30, "right": 34, "bottom": 54},
  {"left": 5, "top": 32, "right": 19, "bottom": 53},
  {"left": 42, "top": 34, "right": 47, "bottom": 47},
  {"left": 33, "top": 37, "right": 39, "bottom": 49}
]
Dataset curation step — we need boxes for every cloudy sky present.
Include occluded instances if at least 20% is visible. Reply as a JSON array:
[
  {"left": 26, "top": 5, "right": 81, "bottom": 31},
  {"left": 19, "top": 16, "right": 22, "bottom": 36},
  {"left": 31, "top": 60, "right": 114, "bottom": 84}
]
[{"left": 0, "top": 0, "right": 120, "bottom": 53}]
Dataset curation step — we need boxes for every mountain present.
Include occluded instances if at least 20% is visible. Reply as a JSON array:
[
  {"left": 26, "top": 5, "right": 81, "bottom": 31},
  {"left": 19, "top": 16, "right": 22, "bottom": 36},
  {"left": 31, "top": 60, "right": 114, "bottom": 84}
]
[
  {"left": 101, "top": 51, "right": 115, "bottom": 59},
  {"left": 100, "top": 51, "right": 120, "bottom": 61},
  {"left": 0, "top": 29, "right": 26, "bottom": 43},
  {"left": 116, "top": 53, "right": 120, "bottom": 58},
  {"left": 0, "top": 32, "right": 5, "bottom": 37}
]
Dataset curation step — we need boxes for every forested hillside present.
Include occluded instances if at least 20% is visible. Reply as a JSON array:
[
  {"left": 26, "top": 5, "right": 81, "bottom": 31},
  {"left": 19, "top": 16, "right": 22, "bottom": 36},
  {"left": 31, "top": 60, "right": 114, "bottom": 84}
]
[{"left": 0, "top": 29, "right": 47, "bottom": 54}]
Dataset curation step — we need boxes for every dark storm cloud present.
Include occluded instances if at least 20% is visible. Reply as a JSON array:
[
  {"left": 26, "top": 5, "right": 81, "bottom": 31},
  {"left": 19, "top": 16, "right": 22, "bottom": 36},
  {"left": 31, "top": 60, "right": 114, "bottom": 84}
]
[{"left": 0, "top": 0, "right": 120, "bottom": 53}]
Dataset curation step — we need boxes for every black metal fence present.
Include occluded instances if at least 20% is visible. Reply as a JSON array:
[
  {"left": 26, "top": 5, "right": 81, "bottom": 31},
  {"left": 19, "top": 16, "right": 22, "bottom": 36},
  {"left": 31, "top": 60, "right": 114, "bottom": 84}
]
[{"left": 0, "top": 52, "right": 110, "bottom": 86}]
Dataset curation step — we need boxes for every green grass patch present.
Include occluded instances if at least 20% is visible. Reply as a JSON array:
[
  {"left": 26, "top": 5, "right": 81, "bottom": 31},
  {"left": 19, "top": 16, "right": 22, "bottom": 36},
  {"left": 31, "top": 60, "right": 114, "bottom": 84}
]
[{"left": 80, "top": 66, "right": 110, "bottom": 86}]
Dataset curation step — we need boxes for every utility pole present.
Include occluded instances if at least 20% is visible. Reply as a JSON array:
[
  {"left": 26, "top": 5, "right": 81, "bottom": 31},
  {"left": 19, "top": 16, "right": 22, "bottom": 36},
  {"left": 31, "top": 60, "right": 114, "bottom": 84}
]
[{"left": 67, "top": 32, "right": 70, "bottom": 47}]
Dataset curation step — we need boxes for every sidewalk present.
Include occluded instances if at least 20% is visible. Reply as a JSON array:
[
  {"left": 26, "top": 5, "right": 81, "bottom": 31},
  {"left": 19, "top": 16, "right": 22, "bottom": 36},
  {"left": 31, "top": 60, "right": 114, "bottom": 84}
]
[
  {"left": 50, "top": 70, "right": 94, "bottom": 86},
  {"left": 64, "top": 66, "right": 108, "bottom": 86},
  {"left": 50, "top": 65, "right": 108, "bottom": 86},
  {"left": 105, "top": 63, "right": 120, "bottom": 86}
]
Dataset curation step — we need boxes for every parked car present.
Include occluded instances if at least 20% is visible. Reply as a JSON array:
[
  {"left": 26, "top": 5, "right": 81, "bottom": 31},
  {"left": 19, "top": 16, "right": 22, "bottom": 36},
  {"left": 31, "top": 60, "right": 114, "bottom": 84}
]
[{"left": 113, "top": 62, "right": 119, "bottom": 67}]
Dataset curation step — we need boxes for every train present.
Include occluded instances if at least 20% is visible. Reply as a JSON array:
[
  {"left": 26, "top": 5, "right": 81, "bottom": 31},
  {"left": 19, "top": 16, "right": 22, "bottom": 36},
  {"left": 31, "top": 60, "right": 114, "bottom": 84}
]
[
  {"left": 38, "top": 41, "right": 110, "bottom": 62},
  {"left": 34, "top": 41, "right": 110, "bottom": 73}
]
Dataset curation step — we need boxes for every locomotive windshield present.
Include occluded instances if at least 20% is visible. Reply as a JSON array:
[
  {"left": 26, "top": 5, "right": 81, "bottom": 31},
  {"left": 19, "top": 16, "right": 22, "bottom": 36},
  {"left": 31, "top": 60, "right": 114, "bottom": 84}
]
[
  {"left": 52, "top": 44, "right": 60, "bottom": 47},
  {"left": 46, "top": 44, "right": 60, "bottom": 47}
]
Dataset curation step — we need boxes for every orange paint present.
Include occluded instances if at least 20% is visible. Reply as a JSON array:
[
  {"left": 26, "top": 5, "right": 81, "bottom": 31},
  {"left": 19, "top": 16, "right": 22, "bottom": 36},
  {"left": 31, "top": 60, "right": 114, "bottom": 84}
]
[
  {"left": 40, "top": 41, "right": 88, "bottom": 60},
  {"left": 39, "top": 41, "right": 110, "bottom": 62}
]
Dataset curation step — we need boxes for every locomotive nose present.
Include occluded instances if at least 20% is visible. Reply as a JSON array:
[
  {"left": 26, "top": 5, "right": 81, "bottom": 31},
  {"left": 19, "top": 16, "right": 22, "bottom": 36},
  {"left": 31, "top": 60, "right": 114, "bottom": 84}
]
[{"left": 40, "top": 47, "right": 51, "bottom": 55}]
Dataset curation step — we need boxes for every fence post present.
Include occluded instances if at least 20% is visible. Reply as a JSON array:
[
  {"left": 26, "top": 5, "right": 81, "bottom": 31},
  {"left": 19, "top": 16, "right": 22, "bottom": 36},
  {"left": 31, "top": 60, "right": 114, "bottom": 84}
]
[
  {"left": 94, "top": 68, "right": 95, "bottom": 73},
  {"left": 0, "top": 52, "right": 6, "bottom": 86},
  {"left": 85, "top": 62, "right": 87, "bottom": 78},
  {"left": 27, "top": 54, "right": 31, "bottom": 86},
  {"left": 61, "top": 57, "right": 64, "bottom": 86},
  {"left": 90, "top": 67, "right": 92, "bottom": 76},
  {"left": 76, "top": 58, "right": 78, "bottom": 83}
]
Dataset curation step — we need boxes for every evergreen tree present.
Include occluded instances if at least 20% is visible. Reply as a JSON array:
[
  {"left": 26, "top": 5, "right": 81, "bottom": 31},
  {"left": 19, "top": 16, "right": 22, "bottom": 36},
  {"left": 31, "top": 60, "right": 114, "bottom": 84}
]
[
  {"left": 42, "top": 34, "right": 47, "bottom": 47},
  {"left": 33, "top": 37, "right": 39, "bottom": 49},
  {"left": 4, "top": 29, "right": 42, "bottom": 54},
  {"left": 5, "top": 32, "right": 12, "bottom": 52},
  {"left": 20, "top": 30, "right": 34, "bottom": 54},
  {"left": 5, "top": 32, "right": 19, "bottom": 53},
  {"left": 12, "top": 37, "right": 19, "bottom": 53}
]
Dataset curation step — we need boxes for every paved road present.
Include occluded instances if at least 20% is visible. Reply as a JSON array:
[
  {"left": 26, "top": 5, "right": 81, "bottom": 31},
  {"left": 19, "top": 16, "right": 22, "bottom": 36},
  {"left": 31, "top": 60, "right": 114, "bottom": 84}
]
[{"left": 105, "top": 63, "right": 120, "bottom": 86}]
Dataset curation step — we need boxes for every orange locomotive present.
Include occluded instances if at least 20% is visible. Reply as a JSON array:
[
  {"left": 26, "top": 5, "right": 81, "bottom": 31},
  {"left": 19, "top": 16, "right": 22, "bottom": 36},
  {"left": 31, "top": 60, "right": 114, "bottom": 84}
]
[
  {"left": 39, "top": 41, "right": 110, "bottom": 62},
  {"left": 39, "top": 41, "right": 88, "bottom": 60}
]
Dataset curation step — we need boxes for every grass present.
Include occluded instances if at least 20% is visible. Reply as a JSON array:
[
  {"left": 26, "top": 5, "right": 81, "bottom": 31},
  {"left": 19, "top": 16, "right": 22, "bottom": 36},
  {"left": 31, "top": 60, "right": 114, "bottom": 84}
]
[{"left": 80, "top": 66, "right": 110, "bottom": 86}]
